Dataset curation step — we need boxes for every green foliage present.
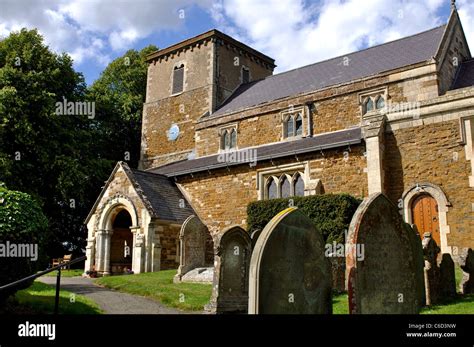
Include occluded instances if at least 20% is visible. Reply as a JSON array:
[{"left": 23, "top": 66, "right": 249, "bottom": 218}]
[
  {"left": 0, "top": 29, "right": 155, "bottom": 256},
  {"left": 88, "top": 45, "right": 158, "bottom": 168},
  {"left": 0, "top": 184, "right": 49, "bottom": 302},
  {"left": 7, "top": 281, "right": 102, "bottom": 314},
  {"left": 247, "top": 194, "right": 361, "bottom": 243}
]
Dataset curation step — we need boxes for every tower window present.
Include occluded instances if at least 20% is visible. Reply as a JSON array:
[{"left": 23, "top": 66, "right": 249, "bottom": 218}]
[
  {"left": 242, "top": 67, "right": 250, "bottom": 84},
  {"left": 172, "top": 64, "right": 184, "bottom": 94}
]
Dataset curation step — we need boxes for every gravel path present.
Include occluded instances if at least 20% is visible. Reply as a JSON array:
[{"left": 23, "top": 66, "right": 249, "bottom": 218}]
[{"left": 38, "top": 276, "right": 190, "bottom": 314}]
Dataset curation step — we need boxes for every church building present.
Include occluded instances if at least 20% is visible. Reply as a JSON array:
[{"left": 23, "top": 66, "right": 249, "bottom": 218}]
[{"left": 84, "top": 6, "right": 474, "bottom": 275}]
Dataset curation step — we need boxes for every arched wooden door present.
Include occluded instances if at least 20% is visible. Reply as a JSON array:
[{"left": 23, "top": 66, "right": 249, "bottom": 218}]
[{"left": 411, "top": 194, "right": 440, "bottom": 245}]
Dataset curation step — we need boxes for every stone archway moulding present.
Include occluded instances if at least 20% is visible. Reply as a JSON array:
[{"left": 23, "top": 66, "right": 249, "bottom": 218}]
[
  {"left": 95, "top": 194, "right": 140, "bottom": 275},
  {"left": 401, "top": 183, "right": 451, "bottom": 254}
]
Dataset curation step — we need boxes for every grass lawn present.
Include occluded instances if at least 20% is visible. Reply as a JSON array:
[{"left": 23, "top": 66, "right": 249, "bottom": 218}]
[
  {"left": 95, "top": 270, "right": 212, "bottom": 311},
  {"left": 43, "top": 269, "right": 84, "bottom": 277},
  {"left": 420, "top": 294, "right": 474, "bottom": 314},
  {"left": 332, "top": 293, "right": 474, "bottom": 314},
  {"left": 332, "top": 293, "right": 349, "bottom": 314},
  {"left": 5, "top": 281, "right": 102, "bottom": 314}
]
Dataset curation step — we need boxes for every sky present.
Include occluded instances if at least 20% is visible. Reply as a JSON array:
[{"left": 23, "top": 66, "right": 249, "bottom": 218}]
[{"left": 0, "top": 0, "right": 473, "bottom": 86}]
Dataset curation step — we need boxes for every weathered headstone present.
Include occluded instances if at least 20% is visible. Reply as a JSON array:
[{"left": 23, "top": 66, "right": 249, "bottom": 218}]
[
  {"left": 174, "top": 215, "right": 209, "bottom": 283},
  {"left": 328, "top": 254, "right": 346, "bottom": 293},
  {"left": 248, "top": 207, "right": 332, "bottom": 314},
  {"left": 459, "top": 248, "right": 474, "bottom": 294},
  {"left": 408, "top": 224, "right": 426, "bottom": 309},
  {"left": 439, "top": 253, "right": 456, "bottom": 299},
  {"left": 346, "top": 193, "right": 424, "bottom": 314},
  {"left": 422, "top": 232, "right": 440, "bottom": 305},
  {"left": 206, "top": 226, "right": 251, "bottom": 313}
]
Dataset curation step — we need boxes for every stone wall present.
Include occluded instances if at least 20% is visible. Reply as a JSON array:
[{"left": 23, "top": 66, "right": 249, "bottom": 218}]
[
  {"left": 215, "top": 42, "right": 273, "bottom": 107},
  {"left": 195, "top": 67, "right": 440, "bottom": 158},
  {"left": 177, "top": 145, "right": 367, "bottom": 235},
  {"left": 141, "top": 86, "right": 210, "bottom": 169},
  {"left": 384, "top": 119, "right": 474, "bottom": 250},
  {"left": 146, "top": 42, "right": 213, "bottom": 103},
  {"left": 156, "top": 222, "right": 181, "bottom": 270}
]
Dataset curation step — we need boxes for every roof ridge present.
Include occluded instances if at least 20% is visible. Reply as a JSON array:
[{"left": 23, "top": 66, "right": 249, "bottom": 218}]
[
  {"left": 254, "top": 24, "right": 446, "bottom": 82},
  {"left": 130, "top": 167, "right": 170, "bottom": 179}
]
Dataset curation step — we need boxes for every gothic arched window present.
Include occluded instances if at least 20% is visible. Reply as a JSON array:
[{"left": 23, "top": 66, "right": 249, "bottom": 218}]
[
  {"left": 293, "top": 173, "right": 305, "bottom": 196},
  {"left": 286, "top": 116, "right": 294, "bottom": 138},
  {"left": 295, "top": 114, "right": 303, "bottom": 136},
  {"left": 376, "top": 95, "right": 385, "bottom": 109},
  {"left": 280, "top": 175, "right": 291, "bottom": 198},
  {"left": 230, "top": 129, "right": 237, "bottom": 149},
  {"left": 266, "top": 178, "right": 278, "bottom": 199},
  {"left": 365, "top": 97, "right": 374, "bottom": 113}
]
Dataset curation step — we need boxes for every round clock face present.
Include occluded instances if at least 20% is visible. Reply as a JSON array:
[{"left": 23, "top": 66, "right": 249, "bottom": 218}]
[{"left": 167, "top": 124, "right": 180, "bottom": 141}]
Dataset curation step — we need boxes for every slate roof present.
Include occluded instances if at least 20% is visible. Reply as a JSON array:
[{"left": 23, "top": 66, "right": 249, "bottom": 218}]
[
  {"left": 209, "top": 25, "right": 446, "bottom": 118},
  {"left": 452, "top": 59, "right": 474, "bottom": 90},
  {"left": 129, "top": 168, "right": 195, "bottom": 223},
  {"left": 151, "top": 127, "right": 362, "bottom": 177}
]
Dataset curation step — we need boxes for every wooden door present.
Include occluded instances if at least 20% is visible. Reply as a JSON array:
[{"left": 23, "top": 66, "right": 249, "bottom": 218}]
[{"left": 411, "top": 195, "right": 440, "bottom": 245}]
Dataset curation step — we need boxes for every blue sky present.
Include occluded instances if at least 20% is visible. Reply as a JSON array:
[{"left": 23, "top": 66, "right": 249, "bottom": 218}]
[{"left": 1, "top": 0, "right": 472, "bottom": 86}]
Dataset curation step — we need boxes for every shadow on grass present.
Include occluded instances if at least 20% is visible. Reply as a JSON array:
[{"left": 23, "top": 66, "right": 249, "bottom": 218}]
[
  {"left": 2, "top": 282, "right": 101, "bottom": 315},
  {"left": 421, "top": 294, "right": 474, "bottom": 314}
]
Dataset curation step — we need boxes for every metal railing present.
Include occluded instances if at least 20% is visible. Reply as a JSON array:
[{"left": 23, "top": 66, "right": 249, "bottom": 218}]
[{"left": 0, "top": 256, "right": 87, "bottom": 314}]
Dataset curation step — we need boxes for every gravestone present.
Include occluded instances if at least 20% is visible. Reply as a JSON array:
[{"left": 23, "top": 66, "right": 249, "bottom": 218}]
[
  {"left": 346, "top": 193, "right": 424, "bottom": 314},
  {"left": 174, "top": 215, "right": 209, "bottom": 283},
  {"left": 439, "top": 253, "right": 456, "bottom": 299},
  {"left": 408, "top": 224, "right": 426, "bottom": 309},
  {"left": 328, "top": 254, "right": 346, "bottom": 293},
  {"left": 248, "top": 207, "right": 332, "bottom": 314},
  {"left": 459, "top": 248, "right": 474, "bottom": 294},
  {"left": 422, "top": 232, "right": 440, "bottom": 305},
  {"left": 206, "top": 226, "right": 251, "bottom": 313}
]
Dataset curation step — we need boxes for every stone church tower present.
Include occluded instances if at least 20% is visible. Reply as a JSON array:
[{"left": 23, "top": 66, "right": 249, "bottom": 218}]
[{"left": 139, "top": 30, "right": 275, "bottom": 169}]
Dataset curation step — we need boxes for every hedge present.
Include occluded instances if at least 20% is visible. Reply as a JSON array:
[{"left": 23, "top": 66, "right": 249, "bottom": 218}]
[
  {"left": 247, "top": 194, "right": 361, "bottom": 243},
  {"left": 0, "top": 183, "right": 49, "bottom": 303}
]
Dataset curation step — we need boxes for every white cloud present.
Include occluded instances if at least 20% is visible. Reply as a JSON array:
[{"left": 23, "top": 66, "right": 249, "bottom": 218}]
[
  {"left": 458, "top": 0, "right": 474, "bottom": 55},
  {"left": 0, "top": 0, "right": 212, "bottom": 72},
  {"left": 0, "top": 0, "right": 473, "bottom": 82},
  {"left": 211, "top": 0, "right": 474, "bottom": 73}
]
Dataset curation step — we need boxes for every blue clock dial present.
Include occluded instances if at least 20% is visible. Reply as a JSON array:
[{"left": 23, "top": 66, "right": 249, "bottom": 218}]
[{"left": 167, "top": 124, "right": 180, "bottom": 141}]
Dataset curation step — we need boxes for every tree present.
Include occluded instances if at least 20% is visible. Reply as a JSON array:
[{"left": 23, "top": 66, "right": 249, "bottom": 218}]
[
  {"left": 0, "top": 29, "right": 157, "bottom": 258},
  {"left": 88, "top": 45, "right": 158, "bottom": 168},
  {"left": 0, "top": 183, "right": 49, "bottom": 303},
  {"left": 0, "top": 29, "right": 112, "bottom": 256}
]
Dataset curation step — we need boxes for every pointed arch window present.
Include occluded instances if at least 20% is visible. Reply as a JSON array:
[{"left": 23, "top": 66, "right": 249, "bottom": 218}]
[
  {"left": 219, "top": 126, "right": 238, "bottom": 151},
  {"left": 293, "top": 173, "right": 305, "bottom": 196},
  {"left": 230, "top": 129, "right": 237, "bottom": 149},
  {"left": 365, "top": 97, "right": 374, "bottom": 113},
  {"left": 376, "top": 96, "right": 385, "bottom": 109},
  {"left": 295, "top": 114, "right": 303, "bottom": 136},
  {"left": 281, "top": 176, "right": 291, "bottom": 198},
  {"left": 266, "top": 178, "right": 278, "bottom": 199},
  {"left": 286, "top": 117, "right": 294, "bottom": 138}
]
